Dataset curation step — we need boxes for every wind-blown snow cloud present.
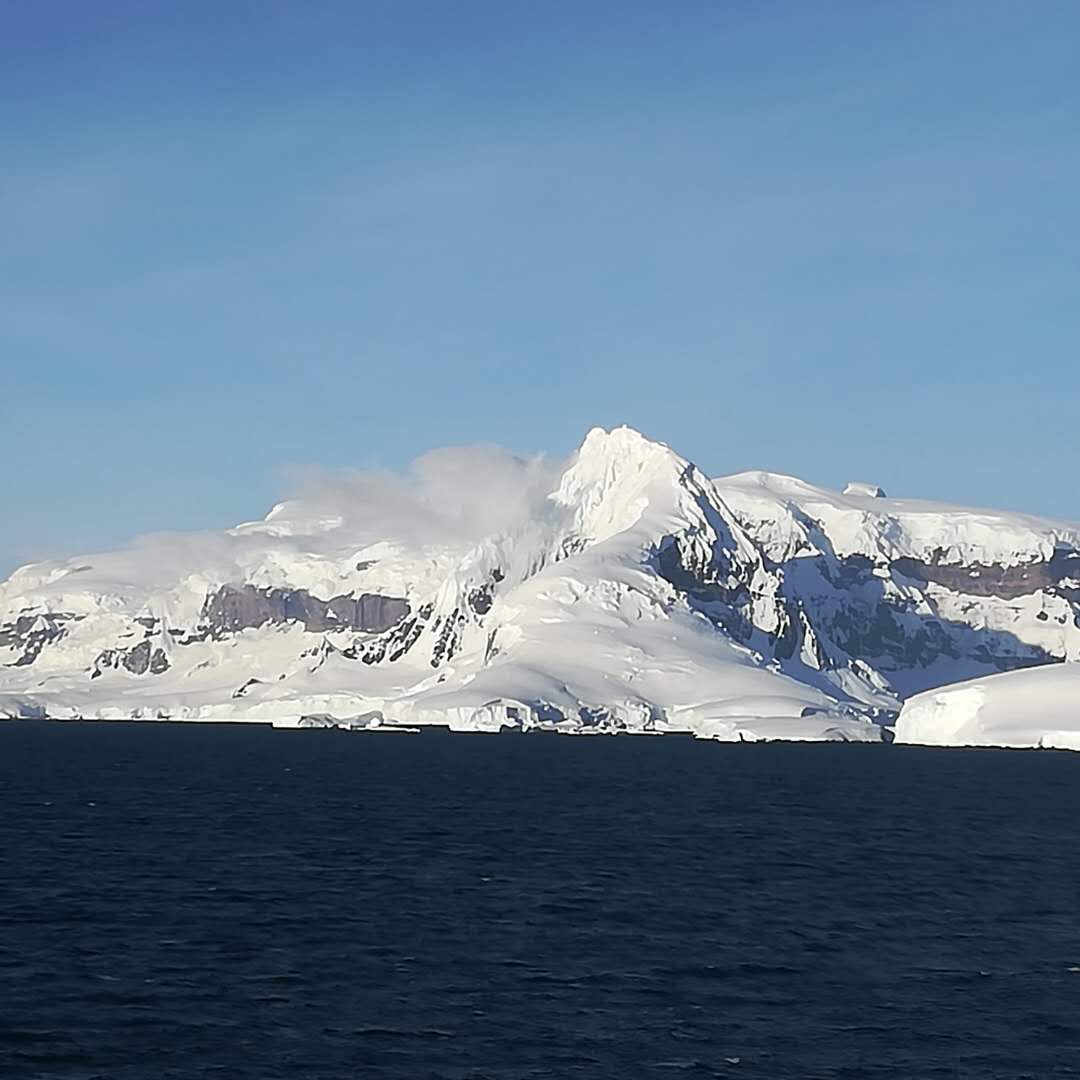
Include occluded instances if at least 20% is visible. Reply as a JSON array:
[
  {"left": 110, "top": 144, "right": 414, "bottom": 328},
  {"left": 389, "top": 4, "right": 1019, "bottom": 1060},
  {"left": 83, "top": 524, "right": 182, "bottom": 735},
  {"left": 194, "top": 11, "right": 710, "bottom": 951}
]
[
  {"left": 269, "top": 445, "right": 568, "bottom": 549},
  {"left": 1, "top": 444, "right": 569, "bottom": 596},
  {"left": 1, "top": 444, "right": 574, "bottom": 613}
]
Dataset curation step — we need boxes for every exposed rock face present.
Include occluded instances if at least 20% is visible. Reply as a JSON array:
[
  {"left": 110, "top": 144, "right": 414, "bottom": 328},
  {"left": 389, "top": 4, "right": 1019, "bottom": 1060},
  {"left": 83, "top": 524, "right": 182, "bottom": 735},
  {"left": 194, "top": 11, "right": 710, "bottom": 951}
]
[
  {"left": 93, "top": 641, "right": 170, "bottom": 678},
  {"left": 892, "top": 548, "right": 1080, "bottom": 603},
  {"left": 201, "top": 584, "right": 409, "bottom": 636},
  {"left": 342, "top": 602, "right": 434, "bottom": 666},
  {"left": 0, "top": 613, "right": 75, "bottom": 666},
  {"left": 652, "top": 540, "right": 1065, "bottom": 696},
  {"left": 800, "top": 553, "right": 1059, "bottom": 673},
  {"left": 653, "top": 534, "right": 756, "bottom": 643}
]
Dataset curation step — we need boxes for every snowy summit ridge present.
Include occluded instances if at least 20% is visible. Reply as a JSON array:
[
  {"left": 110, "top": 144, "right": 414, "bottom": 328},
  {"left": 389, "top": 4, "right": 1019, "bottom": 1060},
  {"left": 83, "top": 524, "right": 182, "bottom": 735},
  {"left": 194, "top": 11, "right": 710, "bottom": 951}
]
[{"left": 3, "top": 426, "right": 1079, "bottom": 746}]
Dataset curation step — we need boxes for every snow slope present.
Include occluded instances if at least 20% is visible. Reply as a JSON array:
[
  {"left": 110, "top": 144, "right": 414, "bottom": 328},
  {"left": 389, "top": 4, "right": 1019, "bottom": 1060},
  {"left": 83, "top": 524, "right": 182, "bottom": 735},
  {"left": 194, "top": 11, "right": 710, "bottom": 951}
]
[
  {"left": 3, "top": 427, "right": 1079, "bottom": 742},
  {"left": 894, "top": 663, "right": 1080, "bottom": 750}
]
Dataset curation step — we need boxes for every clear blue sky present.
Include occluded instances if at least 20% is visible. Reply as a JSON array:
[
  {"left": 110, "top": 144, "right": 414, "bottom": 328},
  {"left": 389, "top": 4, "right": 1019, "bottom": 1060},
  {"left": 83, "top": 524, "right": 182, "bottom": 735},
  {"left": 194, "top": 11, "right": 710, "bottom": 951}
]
[{"left": 4, "top": 0, "right": 1079, "bottom": 573}]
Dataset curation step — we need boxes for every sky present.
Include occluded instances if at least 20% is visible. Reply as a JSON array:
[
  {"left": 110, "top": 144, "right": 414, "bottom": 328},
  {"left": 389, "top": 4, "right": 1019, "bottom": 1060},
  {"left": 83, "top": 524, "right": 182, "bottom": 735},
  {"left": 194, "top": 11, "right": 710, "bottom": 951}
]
[{"left": 3, "top": 0, "right": 1079, "bottom": 574}]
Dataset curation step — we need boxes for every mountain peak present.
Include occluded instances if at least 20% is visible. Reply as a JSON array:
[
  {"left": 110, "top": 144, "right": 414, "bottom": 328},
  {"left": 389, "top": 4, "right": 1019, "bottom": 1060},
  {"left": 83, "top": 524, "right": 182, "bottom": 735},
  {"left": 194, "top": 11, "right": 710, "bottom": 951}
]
[
  {"left": 575, "top": 425, "right": 679, "bottom": 469},
  {"left": 550, "top": 427, "right": 693, "bottom": 543}
]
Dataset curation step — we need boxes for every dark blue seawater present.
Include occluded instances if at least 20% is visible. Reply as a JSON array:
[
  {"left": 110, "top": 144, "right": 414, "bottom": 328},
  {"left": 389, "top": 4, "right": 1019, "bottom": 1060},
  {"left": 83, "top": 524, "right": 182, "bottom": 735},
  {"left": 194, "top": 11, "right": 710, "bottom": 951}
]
[{"left": 1, "top": 723, "right": 1079, "bottom": 1079}]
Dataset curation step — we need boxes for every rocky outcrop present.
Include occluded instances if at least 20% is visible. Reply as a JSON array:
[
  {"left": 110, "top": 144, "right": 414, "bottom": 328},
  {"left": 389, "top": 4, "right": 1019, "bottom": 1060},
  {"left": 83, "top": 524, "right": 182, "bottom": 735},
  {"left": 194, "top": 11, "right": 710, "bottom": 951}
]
[
  {"left": 201, "top": 584, "right": 409, "bottom": 636},
  {"left": 342, "top": 602, "right": 434, "bottom": 666},
  {"left": 892, "top": 547, "right": 1080, "bottom": 603},
  {"left": 93, "top": 640, "right": 170, "bottom": 678},
  {"left": 1, "top": 613, "right": 76, "bottom": 666}
]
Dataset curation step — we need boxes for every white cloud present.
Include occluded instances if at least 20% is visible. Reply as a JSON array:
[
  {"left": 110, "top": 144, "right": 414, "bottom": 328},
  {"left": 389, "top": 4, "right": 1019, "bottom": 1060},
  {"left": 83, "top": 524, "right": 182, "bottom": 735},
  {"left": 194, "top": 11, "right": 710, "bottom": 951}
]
[{"left": 276, "top": 444, "right": 566, "bottom": 549}]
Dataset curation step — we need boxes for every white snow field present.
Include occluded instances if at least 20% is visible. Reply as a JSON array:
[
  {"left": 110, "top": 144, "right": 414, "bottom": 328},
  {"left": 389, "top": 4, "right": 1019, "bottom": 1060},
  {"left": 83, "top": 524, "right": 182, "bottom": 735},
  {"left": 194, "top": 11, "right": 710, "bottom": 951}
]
[
  {"left": 3, "top": 426, "right": 1079, "bottom": 744},
  {"left": 894, "top": 662, "right": 1080, "bottom": 750}
]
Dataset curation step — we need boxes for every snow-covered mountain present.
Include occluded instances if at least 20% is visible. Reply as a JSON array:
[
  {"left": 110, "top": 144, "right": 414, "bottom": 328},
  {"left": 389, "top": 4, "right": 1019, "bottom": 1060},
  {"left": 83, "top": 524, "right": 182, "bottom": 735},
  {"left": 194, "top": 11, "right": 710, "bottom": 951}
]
[{"left": 3, "top": 426, "right": 1079, "bottom": 742}]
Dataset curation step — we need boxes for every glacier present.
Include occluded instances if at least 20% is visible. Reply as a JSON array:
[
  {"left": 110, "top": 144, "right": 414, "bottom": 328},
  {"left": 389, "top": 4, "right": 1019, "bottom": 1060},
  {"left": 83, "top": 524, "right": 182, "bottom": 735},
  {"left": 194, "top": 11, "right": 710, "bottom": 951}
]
[
  {"left": 894, "top": 663, "right": 1080, "bottom": 750},
  {"left": 3, "top": 426, "right": 1079, "bottom": 746}
]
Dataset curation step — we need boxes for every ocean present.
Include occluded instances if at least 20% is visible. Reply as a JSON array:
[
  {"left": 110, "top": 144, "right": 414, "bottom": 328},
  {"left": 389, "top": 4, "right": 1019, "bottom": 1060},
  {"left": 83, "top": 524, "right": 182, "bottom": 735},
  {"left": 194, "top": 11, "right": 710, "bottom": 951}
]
[{"left": 2, "top": 722, "right": 1078, "bottom": 1078}]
